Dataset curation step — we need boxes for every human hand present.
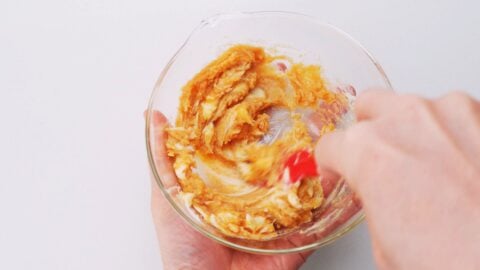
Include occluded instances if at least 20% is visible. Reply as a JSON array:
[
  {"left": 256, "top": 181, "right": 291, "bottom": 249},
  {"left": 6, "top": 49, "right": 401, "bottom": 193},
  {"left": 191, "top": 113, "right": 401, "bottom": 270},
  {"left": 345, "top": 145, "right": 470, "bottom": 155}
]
[
  {"left": 148, "top": 111, "right": 311, "bottom": 270},
  {"left": 315, "top": 90, "right": 480, "bottom": 269}
]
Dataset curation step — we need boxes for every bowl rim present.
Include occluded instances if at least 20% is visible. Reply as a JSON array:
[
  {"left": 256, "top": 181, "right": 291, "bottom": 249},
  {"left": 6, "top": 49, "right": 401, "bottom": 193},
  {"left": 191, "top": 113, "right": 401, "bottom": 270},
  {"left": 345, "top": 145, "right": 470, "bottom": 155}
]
[{"left": 145, "top": 10, "right": 392, "bottom": 254}]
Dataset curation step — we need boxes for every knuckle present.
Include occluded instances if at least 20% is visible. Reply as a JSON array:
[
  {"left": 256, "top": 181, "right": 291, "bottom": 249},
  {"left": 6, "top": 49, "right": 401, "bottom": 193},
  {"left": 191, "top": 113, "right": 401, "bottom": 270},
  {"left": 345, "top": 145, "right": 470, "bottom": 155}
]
[
  {"left": 441, "top": 91, "right": 477, "bottom": 111},
  {"left": 401, "top": 94, "right": 427, "bottom": 109},
  {"left": 400, "top": 94, "right": 433, "bottom": 120},
  {"left": 445, "top": 90, "right": 471, "bottom": 101},
  {"left": 437, "top": 91, "right": 480, "bottom": 121}
]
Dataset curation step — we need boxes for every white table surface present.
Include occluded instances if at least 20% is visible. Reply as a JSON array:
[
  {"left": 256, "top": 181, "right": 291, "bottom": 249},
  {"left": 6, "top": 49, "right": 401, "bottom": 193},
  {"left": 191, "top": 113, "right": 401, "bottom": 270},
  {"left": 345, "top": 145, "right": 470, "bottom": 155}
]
[{"left": 1, "top": 0, "right": 479, "bottom": 269}]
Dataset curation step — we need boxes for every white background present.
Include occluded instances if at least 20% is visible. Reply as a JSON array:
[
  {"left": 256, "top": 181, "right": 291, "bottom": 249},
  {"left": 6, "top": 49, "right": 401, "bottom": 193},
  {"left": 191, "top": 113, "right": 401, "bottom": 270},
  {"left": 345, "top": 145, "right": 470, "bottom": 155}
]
[{"left": 1, "top": 0, "right": 479, "bottom": 269}]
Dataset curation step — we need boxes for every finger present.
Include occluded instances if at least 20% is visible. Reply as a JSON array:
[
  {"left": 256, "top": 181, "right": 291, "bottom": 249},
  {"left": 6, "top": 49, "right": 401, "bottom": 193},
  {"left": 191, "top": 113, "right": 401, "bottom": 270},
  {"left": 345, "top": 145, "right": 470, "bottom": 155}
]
[
  {"left": 147, "top": 111, "right": 181, "bottom": 229},
  {"left": 355, "top": 88, "right": 397, "bottom": 121},
  {"left": 314, "top": 129, "right": 349, "bottom": 180},
  {"left": 150, "top": 172, "right": 173, "bottom": 216},
  {"left": 433, "top": 92, "right": 480, "bottom": 169},
  {"left": 314, "top": 124, "right": 370, "bottom": 193},
  {"left": 148, "top": 110, "right": 178, "bottom": 189}
]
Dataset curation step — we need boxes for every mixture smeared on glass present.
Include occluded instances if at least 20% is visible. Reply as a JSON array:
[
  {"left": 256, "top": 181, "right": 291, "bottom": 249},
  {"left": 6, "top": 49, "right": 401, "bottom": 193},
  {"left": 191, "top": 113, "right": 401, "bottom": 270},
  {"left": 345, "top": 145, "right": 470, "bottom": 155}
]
[{"left": 166, "top": 45, "right": 350, "bottom": 240}]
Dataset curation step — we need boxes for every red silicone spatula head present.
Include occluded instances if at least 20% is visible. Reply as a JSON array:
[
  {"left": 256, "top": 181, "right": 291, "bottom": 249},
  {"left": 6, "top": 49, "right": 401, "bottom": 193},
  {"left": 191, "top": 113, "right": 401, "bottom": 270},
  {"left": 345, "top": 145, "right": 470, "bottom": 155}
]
[{"left": 282, "top": 150, "right": 318, "bottom": 184}]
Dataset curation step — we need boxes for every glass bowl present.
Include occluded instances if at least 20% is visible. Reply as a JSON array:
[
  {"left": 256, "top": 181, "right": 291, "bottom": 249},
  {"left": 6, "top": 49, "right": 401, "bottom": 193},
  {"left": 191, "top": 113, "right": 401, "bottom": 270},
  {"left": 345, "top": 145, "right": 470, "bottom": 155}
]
[{"left": 146, "top": 11, "right": 391, "bottom": 254}]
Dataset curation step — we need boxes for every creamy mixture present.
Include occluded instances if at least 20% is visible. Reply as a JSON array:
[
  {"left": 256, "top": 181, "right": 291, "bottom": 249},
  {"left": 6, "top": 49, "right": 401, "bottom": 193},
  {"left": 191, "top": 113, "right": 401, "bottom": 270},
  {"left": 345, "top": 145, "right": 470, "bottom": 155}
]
[{"left": 166, "top": 45, "right": 349, "bottom": 240}]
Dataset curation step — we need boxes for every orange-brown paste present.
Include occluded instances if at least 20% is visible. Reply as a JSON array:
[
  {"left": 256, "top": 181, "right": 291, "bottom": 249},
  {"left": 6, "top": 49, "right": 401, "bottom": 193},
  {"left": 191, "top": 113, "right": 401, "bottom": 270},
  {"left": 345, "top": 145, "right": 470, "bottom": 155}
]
[{"left": 166, "top": 45, "right": 348, "bottom": 239}]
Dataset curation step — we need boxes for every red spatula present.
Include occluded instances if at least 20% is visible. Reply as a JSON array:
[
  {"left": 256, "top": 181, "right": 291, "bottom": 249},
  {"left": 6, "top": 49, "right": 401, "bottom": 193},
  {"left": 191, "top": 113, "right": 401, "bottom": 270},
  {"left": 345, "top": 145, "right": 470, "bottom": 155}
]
[{"left": 282, "top": 150, "right": 319, "bottom": 184}]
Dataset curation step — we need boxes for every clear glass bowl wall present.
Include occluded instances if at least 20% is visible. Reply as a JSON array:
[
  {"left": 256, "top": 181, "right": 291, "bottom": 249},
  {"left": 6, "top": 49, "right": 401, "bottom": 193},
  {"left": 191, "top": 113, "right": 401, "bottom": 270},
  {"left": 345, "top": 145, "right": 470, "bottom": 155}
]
[{"left": 146, "top": 11, "right": 391, "bottom": 254}]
